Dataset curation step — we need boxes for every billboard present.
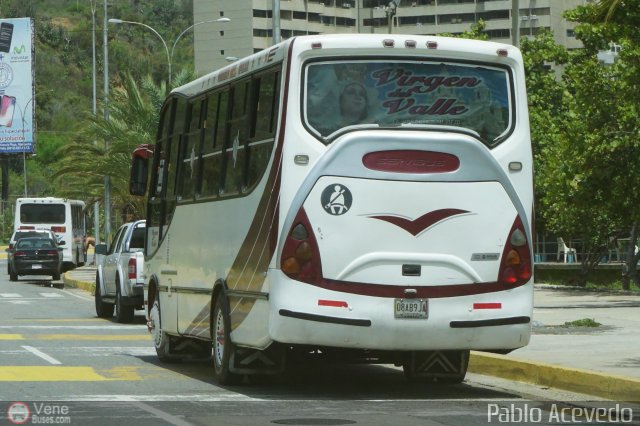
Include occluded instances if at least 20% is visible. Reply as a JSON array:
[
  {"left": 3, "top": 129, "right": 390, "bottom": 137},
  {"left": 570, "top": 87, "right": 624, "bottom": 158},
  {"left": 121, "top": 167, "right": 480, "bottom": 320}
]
[{"left": 0, "top": 17, "right": 35, "bottom": 154}]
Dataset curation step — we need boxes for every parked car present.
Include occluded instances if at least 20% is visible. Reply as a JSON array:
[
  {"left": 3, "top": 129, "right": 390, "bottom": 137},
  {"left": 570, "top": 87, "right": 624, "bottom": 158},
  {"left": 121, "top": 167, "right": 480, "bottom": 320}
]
[
  {"left": 7, "top": 237, "right": 63, "bottom": 281},
  {"left": 94, "top": 220, "right": 146, "bottom": 323}
]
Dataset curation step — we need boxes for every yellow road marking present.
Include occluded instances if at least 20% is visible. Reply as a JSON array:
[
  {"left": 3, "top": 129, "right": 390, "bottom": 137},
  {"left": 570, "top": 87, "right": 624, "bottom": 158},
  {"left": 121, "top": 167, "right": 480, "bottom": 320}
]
[
  {"left": 0, "top": 366, "right": 140, "bottom": 381},
  {"left": 33, "top": 334, "right": 151, "bottom": 341},
  {"left": 3, "top": 318, "right": 110, "bottom": 322},
  {"left": 0, "top": 334, "right": 24, "bottom": 340},
  {"left": 0, "top": 366, "right": 187, "bottom": 381}
]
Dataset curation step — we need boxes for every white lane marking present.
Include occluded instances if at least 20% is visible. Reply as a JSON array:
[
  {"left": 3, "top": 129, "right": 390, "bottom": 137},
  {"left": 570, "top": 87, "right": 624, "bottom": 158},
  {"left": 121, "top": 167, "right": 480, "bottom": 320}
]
[
  {"left": 22, "top": 345, "right": 62, "bottom": 365},
  {"left": 0, "top": 325, "right": 147, "bottom": 330},
  {"left": 40, "top": 293, "right": 64, "bottom": 298},
  {"left": 62, "top": 289, "right": 93, "bottom": 301},
  {"left": 0, "top": 294, "right": 22, "bottom": 298},
  {"left": 132, "top": 402, "right": 196, "bottom": 426}
]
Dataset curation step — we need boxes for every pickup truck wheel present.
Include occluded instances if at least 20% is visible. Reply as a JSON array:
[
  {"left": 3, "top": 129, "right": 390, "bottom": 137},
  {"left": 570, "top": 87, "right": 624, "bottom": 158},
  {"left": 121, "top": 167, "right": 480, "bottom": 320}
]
[
  {"left": 95, "top": 275, "right": 114, "bottom": 318},
  {"left": 150, "top": 291, "right": 173, "bottom": 362},
  {"left": 115, "top": 283, "right": 135, "bottom": 323},
  {"left": 212, "top": 295, "right": 240, "bottom": 385}
]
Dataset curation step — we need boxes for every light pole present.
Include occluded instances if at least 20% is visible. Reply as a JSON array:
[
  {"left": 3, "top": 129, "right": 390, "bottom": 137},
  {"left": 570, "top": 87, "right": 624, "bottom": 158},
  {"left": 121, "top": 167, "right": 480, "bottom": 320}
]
[
  {"left": 109, "top": 17, "right": 230, "bottom": 85},
  {"left": 90, "top": 0, "right": 100, "bottom": 245},
  {"left": 103, "top": 0, "right": 111, "bottom": 243},
  {"left": 17, "top": 97, "right": 34, "bottom": 197}
]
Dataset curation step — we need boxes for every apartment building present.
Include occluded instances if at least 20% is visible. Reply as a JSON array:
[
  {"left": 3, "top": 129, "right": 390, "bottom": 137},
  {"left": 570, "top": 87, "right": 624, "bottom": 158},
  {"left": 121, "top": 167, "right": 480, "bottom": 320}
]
[{"left": 193, "top": 0, "right": 591, "bottom": 75}]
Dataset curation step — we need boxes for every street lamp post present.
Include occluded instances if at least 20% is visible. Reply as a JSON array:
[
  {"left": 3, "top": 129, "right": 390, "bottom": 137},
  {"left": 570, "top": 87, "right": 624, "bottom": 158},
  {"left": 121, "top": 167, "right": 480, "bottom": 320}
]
[{"left": 109, "top": 17, "right": 230, "bottom": 85}]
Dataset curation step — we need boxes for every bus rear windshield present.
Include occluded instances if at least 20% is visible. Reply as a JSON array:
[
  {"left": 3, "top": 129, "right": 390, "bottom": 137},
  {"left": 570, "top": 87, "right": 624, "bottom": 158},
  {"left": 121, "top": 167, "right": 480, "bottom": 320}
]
[
  {"left": 19, "top": 204, "right": 65, "bottom": 224},
  {"left": 305, "top": 60, "right": 512, "bottom": 145}
]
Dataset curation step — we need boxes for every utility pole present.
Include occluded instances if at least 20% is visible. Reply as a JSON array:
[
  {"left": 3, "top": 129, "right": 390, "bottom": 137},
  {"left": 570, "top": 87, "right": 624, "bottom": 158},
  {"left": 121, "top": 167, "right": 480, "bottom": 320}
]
[
  {"left": 512, "top": 0, "right": 520, "bottom": 47},
  {"left": 103, "top": 0, "right": 111, "bottom": 242},
  {"left": 91, "top": 0, "right": 100, "bottom": 245},
  {"left": 386, "top": 1, "right": 397, "bottom": 34},
  {"left": 273, "top": 0, "right": 281, "bottom": 44}
]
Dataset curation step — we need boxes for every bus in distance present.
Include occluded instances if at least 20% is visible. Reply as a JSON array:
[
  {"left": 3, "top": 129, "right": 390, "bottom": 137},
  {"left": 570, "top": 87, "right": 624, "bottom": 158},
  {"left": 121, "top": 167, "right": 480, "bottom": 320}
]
[
  {"left": 129, "top": 34, "right": 534, "bottom": 384},
  {"left": 14, "top": 197, "right": 87, "bottom": 270}
]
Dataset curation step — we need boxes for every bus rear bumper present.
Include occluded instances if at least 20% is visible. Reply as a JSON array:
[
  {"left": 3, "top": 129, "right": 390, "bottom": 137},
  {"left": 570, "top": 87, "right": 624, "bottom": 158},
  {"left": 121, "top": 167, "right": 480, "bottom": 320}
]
[{"left": 269, "top": 274, "right": 532, "bottom": 352}]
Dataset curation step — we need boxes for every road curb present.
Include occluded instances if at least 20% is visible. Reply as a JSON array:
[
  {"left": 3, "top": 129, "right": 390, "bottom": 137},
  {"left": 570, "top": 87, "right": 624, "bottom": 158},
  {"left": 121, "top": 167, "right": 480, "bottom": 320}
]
[
  {"left": 469, "top": 351, "right": 640, "bottom": 401},
  {"left": 63, "top": 273, "right": 95, "bottom": 293}
]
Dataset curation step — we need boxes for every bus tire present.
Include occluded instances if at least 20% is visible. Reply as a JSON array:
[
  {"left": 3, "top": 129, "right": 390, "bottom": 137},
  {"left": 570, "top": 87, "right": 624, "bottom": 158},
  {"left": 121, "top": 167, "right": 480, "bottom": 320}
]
[
  {"left": 150, "top": 289, "right": 174, "bottom": 362},
  {"left": 212, "top": 295, "right": 240, "bottom": 385},
  {"left": 115, "top": 281, "right": 135, "bottom": 323},
  {"left": 95, "top": 274, "right": 114, "bottom": 318}
]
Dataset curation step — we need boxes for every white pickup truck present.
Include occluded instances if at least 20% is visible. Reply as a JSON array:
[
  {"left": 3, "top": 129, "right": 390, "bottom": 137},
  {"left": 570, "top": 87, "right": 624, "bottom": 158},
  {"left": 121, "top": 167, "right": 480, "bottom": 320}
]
[{"left": 94, "top": 220, "right": 146, "bottom": 323}]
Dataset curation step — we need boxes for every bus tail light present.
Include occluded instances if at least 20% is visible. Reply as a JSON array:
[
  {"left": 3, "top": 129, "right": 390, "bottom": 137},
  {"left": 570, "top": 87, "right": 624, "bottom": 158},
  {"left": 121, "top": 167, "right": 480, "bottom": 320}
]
[
  {"left": 281, "top": 208, "right": 322, "bottom": 284},
  {"left": 128, "top": 258, "right": 137, "bottom": 280},
  {"left": 51, "top": 226, "right": 66, "bottom": 233},
  {"left": 498, "top": 216, "right": 532, "bottom": 285}
]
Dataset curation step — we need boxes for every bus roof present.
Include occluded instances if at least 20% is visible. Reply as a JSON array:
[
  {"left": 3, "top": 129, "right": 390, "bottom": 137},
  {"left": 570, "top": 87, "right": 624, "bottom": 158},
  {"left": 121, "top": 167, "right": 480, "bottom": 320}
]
[{"left": 172, "top": 34, "right": 521, "bottom": 99}]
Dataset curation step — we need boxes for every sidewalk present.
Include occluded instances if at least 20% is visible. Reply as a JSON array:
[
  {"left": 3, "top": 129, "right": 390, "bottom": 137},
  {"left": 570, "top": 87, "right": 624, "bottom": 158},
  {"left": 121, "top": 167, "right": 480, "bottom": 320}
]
[
  {"left": 64, "top": 267, "right": 640, "bottom": 400},
  {"left": 469, "top": 285, "right": 640, "bottom": 401}
]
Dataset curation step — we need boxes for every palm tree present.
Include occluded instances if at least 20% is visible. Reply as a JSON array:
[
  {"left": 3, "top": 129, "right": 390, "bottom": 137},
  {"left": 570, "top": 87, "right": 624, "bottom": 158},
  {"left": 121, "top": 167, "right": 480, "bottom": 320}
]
[
  {"left": 595, "top": 0, "right": 623, "bottom": 22},
  {"left": 54, "top": 70, "right": 193, "bottom": 234}
]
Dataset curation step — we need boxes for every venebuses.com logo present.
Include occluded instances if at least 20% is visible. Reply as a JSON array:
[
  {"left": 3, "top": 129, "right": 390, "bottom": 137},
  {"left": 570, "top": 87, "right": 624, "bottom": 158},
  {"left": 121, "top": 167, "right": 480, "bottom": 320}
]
[
  {"left": 6, "top": 401, "right": 71, "bottom": 424},
  {"left": 7, "top": 402, "right": 30, "bottom": 424}
]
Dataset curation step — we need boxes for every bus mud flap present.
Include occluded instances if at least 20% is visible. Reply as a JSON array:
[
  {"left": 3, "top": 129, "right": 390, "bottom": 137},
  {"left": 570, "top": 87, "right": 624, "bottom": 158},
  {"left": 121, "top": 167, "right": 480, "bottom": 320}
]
[
  {"left": 403, "top": 350, "right": 470, "bottom": 383},
  {"left": 230, "top": 343, "right": 286, "bottom": 375}
]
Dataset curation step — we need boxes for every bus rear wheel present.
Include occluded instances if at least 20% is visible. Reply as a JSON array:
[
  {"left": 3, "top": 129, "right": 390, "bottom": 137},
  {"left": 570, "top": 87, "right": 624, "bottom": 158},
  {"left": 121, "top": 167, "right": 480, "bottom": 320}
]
[{"left": 212, "top": 295, "right": 240, "bottom": 385}]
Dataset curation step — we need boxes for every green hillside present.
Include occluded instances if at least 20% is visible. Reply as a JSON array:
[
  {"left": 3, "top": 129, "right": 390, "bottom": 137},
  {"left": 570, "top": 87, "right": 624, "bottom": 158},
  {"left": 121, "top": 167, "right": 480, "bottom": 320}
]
[{"left": 0, "top": 0, "right": 193, "bottom": 197}]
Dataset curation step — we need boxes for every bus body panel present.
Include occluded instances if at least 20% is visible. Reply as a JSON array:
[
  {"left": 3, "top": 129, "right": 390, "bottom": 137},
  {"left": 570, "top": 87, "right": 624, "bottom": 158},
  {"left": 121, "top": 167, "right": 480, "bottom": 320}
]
[{"left": 306, "top": 177, "right": 516, "bottom": 285}]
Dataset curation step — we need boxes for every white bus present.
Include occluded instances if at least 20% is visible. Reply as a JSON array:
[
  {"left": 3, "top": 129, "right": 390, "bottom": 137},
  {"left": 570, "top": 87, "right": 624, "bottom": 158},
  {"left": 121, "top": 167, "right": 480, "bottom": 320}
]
[
  {"left": 129, "top": 34, "right": 534, "bottom": 384},
  {"left": 14, "top": 197, "right": 87, "bottom": 270}
]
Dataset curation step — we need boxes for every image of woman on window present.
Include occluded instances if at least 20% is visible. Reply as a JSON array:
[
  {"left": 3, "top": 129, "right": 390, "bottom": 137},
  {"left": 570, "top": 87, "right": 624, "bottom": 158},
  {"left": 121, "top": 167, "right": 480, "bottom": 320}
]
[{"left": 339, "top": 82, "right": 368, "bottom": 126}]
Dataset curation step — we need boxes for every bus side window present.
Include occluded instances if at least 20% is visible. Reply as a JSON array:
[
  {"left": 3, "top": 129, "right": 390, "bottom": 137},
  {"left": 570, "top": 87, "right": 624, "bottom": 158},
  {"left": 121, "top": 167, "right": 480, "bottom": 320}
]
[
  {"left": 166, "top": 98, "right": 187, "bottom": 201},
  {"left": 178, "top": 98, "right": 203, "bottom": 201},
  {"left": 247, "top": 69, "right": 280, "bottom": 190},
  {"left": 147, "top": 100, "right": 173, "bottom": 257},
  {"left": 200, "top": 90, "right": 226, "bottom": 198},
  {"left": 222, "top": 80, "right": 249, "bottom": 196}
]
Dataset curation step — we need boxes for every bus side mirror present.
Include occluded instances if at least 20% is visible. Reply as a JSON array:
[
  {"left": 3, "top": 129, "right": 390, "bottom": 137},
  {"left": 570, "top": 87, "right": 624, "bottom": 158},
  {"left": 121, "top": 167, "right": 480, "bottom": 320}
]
[
  {"left": 130, "top": 155, "right": 149, "bottom": 196},
  {"left": 130, "top": 144, "right": 154, "bottom": 196}
]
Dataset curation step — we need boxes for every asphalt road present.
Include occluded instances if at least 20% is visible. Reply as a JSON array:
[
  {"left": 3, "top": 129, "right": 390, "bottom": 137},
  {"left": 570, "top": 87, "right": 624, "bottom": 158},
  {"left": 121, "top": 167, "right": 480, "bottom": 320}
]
[{"left": 1, "top": 260, "right": 638, "bottom": 425}]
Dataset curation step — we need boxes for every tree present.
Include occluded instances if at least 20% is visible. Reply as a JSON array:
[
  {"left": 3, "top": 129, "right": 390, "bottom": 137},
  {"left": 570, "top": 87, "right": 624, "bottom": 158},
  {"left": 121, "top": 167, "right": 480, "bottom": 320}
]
[
  {"left": 522, "top": 19, "right": 640, "bottom": 286},
  {"left": 53, "top": 71, "right": 192, "bottom": 240}
]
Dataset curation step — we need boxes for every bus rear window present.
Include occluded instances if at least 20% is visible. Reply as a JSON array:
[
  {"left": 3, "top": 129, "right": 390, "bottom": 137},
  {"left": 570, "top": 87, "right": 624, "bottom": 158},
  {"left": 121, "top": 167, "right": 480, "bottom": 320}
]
[
  {"left": 304, "top": 60, "right": 512, "bottom": 145},
  {"left": 19, "top": 204, "right": 65, "bottom": 224}
]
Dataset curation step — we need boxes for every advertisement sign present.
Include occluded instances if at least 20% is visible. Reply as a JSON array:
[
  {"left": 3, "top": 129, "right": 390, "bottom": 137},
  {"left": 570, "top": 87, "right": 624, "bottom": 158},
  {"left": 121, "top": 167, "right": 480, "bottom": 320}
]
[{"left": 0, "top": 18, "right": 35, "bottom": 154}]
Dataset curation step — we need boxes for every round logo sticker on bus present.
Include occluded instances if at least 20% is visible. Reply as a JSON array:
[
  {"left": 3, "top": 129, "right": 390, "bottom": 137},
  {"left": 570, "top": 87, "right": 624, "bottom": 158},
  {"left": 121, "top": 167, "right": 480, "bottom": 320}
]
[{"left": 321, "top": 184, "right": 352, "bottom": 216}]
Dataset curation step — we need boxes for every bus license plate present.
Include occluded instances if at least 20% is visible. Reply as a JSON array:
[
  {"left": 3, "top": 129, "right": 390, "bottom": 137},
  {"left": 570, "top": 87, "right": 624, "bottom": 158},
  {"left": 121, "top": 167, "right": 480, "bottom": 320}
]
[
  {"left": 394, "top": 298, "right": 428, "bottom": 319},
  {"left": 31, "top": 264, "right": 42, "bottom": 269}
]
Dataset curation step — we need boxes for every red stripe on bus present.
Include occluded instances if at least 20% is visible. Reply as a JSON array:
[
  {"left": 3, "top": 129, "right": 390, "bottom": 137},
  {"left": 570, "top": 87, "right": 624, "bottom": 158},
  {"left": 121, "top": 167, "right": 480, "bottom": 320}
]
[
  {"left": 473, "top": 303, "right": 502, "bottom": 310},
  {"left": 318, "top": 300, "right": 349, "bottom": 308}
]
